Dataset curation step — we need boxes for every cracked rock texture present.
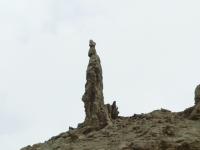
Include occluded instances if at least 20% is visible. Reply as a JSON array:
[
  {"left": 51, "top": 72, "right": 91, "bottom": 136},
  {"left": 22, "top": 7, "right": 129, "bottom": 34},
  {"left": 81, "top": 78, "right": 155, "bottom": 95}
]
[
  {"left": 21, "top": 41, "right": 200, "bottom": 150},
  {"left": 21, "top": 109, "right": 200, "bottom": 150},
  {"left": 81, "top": 40, "right": 112, "bottom": 129}
]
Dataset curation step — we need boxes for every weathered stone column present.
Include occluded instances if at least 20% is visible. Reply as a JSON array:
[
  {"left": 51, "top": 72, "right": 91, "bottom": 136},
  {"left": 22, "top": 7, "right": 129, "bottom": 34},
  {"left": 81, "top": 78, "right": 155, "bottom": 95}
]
[
  {"left": 82, "top": 40, "right": 112, "bottom": 129},
  {"left": 195, "top": 84, "right": 200, "bottom": 105},
  {"left": 189, "top": 84, "right": 200, "bottom": 120}
]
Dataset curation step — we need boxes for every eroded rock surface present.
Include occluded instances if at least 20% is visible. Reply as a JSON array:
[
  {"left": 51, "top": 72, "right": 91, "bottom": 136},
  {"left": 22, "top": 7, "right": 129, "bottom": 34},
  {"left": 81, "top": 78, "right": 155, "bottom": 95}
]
[
  {"left": 21, "top": 109, "right": 200, "bottom": 150},
  {"left": 189, "top": 84, "right": 200, "bottom": 120},
  {"left": 21, "top": 41, "right": 200, "bottom": 150},
  {"left": 81, "top": 40, "right": 112, "bottom": 129},
  {"left": 106, "top": 101, "right": 119, "bottom": 120},
  {"left": 180, "top": 84, "right": 200, "bottom": 121},
  {"left": 195, "top": 84, "right": 200, "bottom": 105}
]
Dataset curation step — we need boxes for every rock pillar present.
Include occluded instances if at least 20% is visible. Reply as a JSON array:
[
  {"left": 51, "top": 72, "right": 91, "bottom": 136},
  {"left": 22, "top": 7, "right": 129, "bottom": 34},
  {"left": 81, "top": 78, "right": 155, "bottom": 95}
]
[
  {"left": 189, "top": 84, "right": 200, "bottom": 120},
  {"left": 82, "top": 40, "right": 112, "bottom": 129}
]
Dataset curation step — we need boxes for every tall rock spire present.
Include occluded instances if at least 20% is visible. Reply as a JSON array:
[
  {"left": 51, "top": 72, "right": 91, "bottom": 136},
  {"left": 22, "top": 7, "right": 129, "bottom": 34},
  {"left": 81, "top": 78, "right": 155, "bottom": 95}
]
[
  {"left": 189, "top": 85, "right": 200, "bottom": 119},
  {"left": 82, "top": 40, "right": 112, "bottom": 129}
]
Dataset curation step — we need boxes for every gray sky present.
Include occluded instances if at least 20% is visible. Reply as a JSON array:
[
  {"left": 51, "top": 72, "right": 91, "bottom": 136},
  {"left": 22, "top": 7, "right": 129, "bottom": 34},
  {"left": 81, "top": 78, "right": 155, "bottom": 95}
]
[{"left": 1, "top": 0, "right": 200, "bottom": 149}]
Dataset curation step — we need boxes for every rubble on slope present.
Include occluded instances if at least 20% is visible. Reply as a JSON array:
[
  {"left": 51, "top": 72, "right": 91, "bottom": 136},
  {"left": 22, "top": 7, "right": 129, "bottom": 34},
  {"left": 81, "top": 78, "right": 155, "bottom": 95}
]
[{"left": 21, "top": 41, "right": 200, "bottom": 150}]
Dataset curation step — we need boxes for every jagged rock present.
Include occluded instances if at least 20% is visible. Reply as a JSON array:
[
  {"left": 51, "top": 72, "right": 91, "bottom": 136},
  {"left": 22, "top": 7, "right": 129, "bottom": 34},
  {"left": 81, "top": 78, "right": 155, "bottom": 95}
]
[
  {"left": 82, "top": 40, "right": 112, "bottom": 129},
  {"left": 195, "top": 84, "right": 200, "bottom": 105},
  {"left": 181, "top": 84, "right": 200, "bottom": 119},
  {"left": 189, "top": 102, "right": 200, "bottom": 120},
  {"left": 181, "top": 106, "right": 194, "bottom": 118},
  {"left": 20, "top": 42, "right": 200, "bottom": 150},
  {"left": 106, "top": 101, "right": 119, "bottom": 119},
  {"left": 189, "top": 84, "right": 200, "bottom": 120}
]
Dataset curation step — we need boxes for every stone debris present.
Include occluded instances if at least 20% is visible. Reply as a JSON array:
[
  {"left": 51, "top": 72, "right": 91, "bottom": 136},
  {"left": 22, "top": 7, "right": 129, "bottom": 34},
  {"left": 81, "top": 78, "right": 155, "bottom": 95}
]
[
  {"left": 21, "top": 41, "right": 200, "bottom": 150},
  {"left": 106, "top": 101, "right": 119, "bottom": 120}
]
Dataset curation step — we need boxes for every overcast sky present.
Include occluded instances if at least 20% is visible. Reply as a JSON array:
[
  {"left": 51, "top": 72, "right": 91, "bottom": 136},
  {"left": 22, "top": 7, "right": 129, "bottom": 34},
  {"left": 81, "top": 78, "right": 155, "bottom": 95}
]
[{"left": 1, "top": 0, "right": 200, "bottom": 149}]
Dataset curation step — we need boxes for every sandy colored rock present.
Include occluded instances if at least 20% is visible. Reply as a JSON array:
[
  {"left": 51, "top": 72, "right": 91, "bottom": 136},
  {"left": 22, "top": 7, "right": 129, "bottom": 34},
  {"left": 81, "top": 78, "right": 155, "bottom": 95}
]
[
  {"left": 21, "top": 109, "right": 200, "bottom": 150},
  {"left": 195, "top": 84, "right": 200, "bottom": 105},
  {"left": 106, "top": 101, "right": 119, "bottom": 119},
  {"left": 21, "top": 42, "right": 200, "bottom": 150},
  {"left": 81, "top": 40, "right": 112, "bottom": 129},
  {"left": 189, "top": 101, "right": 200, "bottom": 120},
  {"left": 187, "top": 84, "right": 200, "bottom": 120}
]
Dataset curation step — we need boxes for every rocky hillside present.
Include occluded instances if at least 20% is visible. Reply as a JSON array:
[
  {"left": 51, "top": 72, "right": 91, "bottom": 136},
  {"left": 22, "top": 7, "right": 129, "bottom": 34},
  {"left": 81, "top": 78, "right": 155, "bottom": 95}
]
[
  {"left": 21, "top": 109, "right": 200, "bottom": 150},
  {"left": 21, "top": 41, "right": 200, "bottom": 150}
]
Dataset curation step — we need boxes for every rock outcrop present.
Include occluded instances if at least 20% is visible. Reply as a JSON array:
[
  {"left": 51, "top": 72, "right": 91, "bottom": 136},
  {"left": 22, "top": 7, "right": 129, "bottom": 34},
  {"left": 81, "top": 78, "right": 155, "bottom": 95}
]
[
  {"left": 21, "top": 108, "right": 200, "bottom": 150},
  {"left": 81, "top": 40, "right": 112, "bottom": 129},
  {"left": 21, "top": 41, "right": 200, "bottom": 150},
  {"left": 195, "top": 84, "right": 200, "bottom": 105},
  {"left": 106, "top": 101, "right": 119, "bottom": 120},
  {"left": 181, "top": 84, "right": 200, "bottom": 120},
  {"left": 189, "top": 84, "right": 200, "bottom": 119}
]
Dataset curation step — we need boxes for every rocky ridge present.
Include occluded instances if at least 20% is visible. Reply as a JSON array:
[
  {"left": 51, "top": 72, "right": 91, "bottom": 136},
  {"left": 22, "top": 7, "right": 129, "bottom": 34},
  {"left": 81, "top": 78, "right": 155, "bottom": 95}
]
[{"left": 21, "top": 41, "right": 200, "bottom": 150}]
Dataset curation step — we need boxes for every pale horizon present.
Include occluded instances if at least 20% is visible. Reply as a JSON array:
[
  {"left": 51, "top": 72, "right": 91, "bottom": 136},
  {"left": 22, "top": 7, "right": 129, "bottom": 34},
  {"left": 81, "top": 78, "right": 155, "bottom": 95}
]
[{"left": 1, "top": 0, "right": 200, "bottom": 149}]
